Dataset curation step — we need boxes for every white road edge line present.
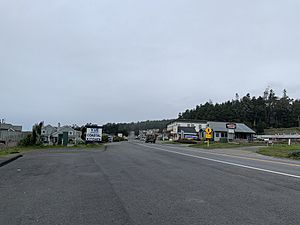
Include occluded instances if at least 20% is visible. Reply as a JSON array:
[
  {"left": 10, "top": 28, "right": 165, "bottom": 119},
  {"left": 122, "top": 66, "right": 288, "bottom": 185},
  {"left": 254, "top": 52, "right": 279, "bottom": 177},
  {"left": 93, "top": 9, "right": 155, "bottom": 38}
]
[
  {"left": 136, "top": 143, "right": 300, "bottom": 179},
  {"left": 157, "top": 144, "right": 300, "bottom": 167}
]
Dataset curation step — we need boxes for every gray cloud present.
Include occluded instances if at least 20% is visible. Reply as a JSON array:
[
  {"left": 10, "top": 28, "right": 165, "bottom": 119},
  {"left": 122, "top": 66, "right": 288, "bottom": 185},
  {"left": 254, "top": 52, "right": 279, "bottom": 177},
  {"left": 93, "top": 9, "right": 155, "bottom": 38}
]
[{"left": 1, "top": 0, "right": 300, "bottom": 129}]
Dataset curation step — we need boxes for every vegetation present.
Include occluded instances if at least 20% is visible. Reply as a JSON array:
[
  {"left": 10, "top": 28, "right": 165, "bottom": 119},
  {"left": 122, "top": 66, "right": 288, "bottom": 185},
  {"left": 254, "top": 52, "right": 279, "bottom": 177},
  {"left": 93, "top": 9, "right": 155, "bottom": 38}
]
[
  {"left": 102, "top": 134, "right": 109, "bottom": 143},
  {"left": 0, "top": 145, "right": 51, "bottom": 157},
  {"left": 102, "top": 119, "right": 174, "bottom": 136},
  {"left": 288, "top": 151, "right": 300, "bottom": 159},
  {"left": 190, "top": 142, "right": 262, "bottom": 149},
  {"left": 113, "top": 136, "right": 127, "bottom": 142},
  {"left": 179, "top": 89, "right": 300, "bottom": 134},
  {"left": 258, "top": 144, "right": 300, "bottom": 159},
  {"left": 162, "top": 141, "right": 185, "bottom": 145},
  {"left": 0, "top": 143, "right": 104, "bottom": 157},
  {"left": 174, "top": 139, "right": 197, "bottom": 144},
  {"left": 19, "top": 121, "right": 44, "bottom": 147}
]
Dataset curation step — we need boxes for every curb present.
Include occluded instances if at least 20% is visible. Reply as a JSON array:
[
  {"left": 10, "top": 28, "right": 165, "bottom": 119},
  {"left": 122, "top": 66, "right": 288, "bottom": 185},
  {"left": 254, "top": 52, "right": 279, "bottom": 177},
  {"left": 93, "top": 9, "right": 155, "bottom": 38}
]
[{"left": 0, "top": 154, "right": 23, "bottom": 167}]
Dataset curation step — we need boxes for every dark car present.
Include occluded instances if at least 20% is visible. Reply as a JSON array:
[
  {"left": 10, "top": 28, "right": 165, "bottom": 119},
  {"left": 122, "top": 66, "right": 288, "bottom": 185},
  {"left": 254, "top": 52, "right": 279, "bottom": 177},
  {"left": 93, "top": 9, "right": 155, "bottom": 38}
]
[{"left": 145, "top": 134, "right": 156, "bottom": 143}]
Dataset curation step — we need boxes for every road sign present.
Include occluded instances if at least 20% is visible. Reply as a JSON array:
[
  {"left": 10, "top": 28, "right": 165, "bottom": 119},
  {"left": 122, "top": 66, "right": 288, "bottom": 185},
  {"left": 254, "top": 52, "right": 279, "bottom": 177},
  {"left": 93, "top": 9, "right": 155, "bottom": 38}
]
[
  {"left": 205, "top": 133, "right": 212, "bottom": 139},
  {"left": 205, "top": 127, "right": 212, "bottom": 134},
  {"left": 226, "top": 123, "right": 236, "bottom": 129},
  {"left": 86, "top": 126, "right": 102, "bottom": 143},
  {"left": 205, "top": 127, "right": 213, "bottom": 139}
]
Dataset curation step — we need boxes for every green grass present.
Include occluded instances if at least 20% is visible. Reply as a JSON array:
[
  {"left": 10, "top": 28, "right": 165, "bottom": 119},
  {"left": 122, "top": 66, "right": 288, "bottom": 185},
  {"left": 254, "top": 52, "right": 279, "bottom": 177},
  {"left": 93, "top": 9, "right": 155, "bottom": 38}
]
[
  {"left": 161, "top": 141, "right": 186, "bottom": 145},
  {"left": 189, "top": 142, "right": 262, "bottom": 149},
  {"left": 0, "top": 146, "right": 41, "bottom": 157},
  {"left": 0, "top": 143, "right": 104, "bottom": 157},
  {"left": 258, "top": 144, "right": 300, "bottom": 159}
]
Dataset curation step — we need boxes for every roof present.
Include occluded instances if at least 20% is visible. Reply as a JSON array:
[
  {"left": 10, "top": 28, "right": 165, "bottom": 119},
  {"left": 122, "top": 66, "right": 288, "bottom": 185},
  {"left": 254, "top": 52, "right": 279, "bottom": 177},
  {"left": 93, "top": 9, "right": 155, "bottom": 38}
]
[
  {"left": 178, "top": 126, "right": 197, "bottom": 134},
  {"left": 168, "top": 119, "right": 207, "bottom": 125},
  {"left": 207, "top": 121, "right": 255, "bottom": 134},
  {"left": 0, "top": 123, "right": 22, "bottom": 132},
  {"left": 59, "top": 126, "right": 75, "bottom": 132}
]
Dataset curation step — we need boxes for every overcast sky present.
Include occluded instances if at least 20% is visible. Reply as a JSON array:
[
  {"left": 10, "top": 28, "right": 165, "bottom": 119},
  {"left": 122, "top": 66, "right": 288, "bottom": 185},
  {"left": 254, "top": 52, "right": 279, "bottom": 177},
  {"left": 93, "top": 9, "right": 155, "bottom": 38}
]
[{"left": 1, "top": 0, "right": 300, "bottom": 130}]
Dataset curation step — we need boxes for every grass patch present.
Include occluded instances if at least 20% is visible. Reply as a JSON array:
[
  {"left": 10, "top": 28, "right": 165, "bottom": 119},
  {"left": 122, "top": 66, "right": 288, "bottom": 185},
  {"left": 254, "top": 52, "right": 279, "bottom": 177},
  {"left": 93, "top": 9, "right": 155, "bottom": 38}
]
[
  {"left": 75, "top": 143, "right": 104, "bottom": 149},
  {"left": 161, "top": 141, "right": 184, "bottom": 145},
  {"left": 258, "top": 144, "right": 300, "bottom": 159},
  {"left": 0, "top": 146, "right": 36, "bottom": 157},
  {"left": 190, "top": 142, "right": 262, "bottom": 149},
  {"left": 0, "top": 143, "right": 104, "bottom": 157}
]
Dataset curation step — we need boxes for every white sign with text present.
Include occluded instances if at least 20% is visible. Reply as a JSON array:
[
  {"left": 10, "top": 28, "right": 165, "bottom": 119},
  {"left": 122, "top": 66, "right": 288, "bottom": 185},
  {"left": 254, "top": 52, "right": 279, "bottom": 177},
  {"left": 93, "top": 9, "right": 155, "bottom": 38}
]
[{"left": 86, "top": 127, "right": 102, "bottom": 142}]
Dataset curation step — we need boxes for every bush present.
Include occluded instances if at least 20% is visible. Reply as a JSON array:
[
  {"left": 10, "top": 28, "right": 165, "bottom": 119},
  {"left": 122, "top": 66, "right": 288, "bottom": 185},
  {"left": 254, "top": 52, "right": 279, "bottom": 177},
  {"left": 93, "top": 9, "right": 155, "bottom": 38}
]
[
  {"left": 18, "top": 134, "right": 35, "bottom": 146},
  {"left": 220, "top": 138, "right": 228, "bottom": 143},
  {"left": 113, "top": 136, "right": 125, "bottom": 142},
  {"left": 288, "top": 151, "right": 300, "bottom": 159},
  {"left": 175, "top": 139, "right": 197, "bottom": 144},
  {"left": 102, "top": 134, "right": 109, "bottom": 143}
]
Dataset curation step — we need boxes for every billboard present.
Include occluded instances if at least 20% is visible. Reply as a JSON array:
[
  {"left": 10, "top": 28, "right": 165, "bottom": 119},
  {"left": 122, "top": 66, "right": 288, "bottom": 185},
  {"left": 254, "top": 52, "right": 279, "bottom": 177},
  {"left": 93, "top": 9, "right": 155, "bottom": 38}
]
[
  {"left": 226, "top": 123, "right": 237, "bottom": 129},
  {"left": 86, "top": 126, "right": 102, "bottom": 142}
]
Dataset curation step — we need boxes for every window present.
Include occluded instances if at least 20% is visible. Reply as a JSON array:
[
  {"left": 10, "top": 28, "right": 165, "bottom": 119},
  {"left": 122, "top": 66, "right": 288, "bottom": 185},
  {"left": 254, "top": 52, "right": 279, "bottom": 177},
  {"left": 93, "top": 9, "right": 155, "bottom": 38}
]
[
  {"left": 42, "top": 130, "right": 46, "bottom": 134},
  {"left": 69, "top": 131, "right": 73, "bottom": 135},
  {"left": 216, "top": 133, "right": 219, "bottom": 137}
]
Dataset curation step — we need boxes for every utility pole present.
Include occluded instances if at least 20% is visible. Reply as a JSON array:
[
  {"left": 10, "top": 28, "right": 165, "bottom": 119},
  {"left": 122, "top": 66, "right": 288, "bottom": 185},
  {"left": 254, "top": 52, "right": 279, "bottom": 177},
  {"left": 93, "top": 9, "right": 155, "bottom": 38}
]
[{"left": 298, "top": 116, "right": 300, "bottom": 128}]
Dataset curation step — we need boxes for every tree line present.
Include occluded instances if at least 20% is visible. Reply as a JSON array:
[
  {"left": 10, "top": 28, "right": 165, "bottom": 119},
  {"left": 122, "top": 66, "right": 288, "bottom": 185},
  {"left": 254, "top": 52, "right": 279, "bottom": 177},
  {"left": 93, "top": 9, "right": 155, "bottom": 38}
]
[
  {"left": 102, "top": 119, "right": 174, "bottom": 136},
  {"left": 179, "top": 89, "right": 300, "bottom": 134}
]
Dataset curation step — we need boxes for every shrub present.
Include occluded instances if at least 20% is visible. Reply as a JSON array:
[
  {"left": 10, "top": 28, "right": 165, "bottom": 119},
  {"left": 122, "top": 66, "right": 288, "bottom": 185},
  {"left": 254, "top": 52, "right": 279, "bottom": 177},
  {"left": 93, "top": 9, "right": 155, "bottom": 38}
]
[
  {"left": 113, "top": 136, "right": 125, "bottom": 142},
  {"left": 288, "top": 151, "right": 300, "bottom": 159},
  {"left": 102, "top": 134, "right": 109, "bottom": 143},
  {"left": 18, "top": 134, "right": 35, "bottom": 146},
  {"left": 175, "top": 139, "right": 197, "bottom": 144},
  {"left": 220, "top": 138, "right": 228, "bottom": 143}
]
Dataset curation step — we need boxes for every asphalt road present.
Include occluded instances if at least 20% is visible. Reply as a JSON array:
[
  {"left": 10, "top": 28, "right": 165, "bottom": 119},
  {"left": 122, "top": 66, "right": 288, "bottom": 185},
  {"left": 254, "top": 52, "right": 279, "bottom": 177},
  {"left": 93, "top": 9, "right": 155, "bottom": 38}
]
[{"left": 1, "top": 142, "right": 300, "bottom": 225}]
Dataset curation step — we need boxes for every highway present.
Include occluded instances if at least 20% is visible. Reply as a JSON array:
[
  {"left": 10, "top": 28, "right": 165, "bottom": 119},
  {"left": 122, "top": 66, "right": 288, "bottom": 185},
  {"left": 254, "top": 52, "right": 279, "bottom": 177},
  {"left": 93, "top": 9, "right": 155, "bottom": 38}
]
[{"left": 1, "top": 142, "right": 300, "bottom": 225}]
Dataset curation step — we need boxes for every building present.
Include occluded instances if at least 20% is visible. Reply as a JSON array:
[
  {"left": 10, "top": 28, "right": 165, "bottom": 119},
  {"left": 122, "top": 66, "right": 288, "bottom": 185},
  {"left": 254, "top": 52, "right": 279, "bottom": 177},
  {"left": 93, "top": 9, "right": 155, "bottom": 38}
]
[
  {"left": 167, "top": 120, "right": 207, "bottom": 140},
  {"left": 41, "top": 123, "right": 82, "bottom": 145},
  {"left": 167, "top": 120, "right": 255, "bottom": 141},
  {"left": 138, "top": 129, "right": 159, "bottom": 140},
  {"left": 178, "top": 127, "right": 198, "bottom": 139},
  {"left": 207, "top": 121, "right": 255, "bottom": 142},
  {"left": 0, "top": 122, "right": 30, "bottom": 148}
]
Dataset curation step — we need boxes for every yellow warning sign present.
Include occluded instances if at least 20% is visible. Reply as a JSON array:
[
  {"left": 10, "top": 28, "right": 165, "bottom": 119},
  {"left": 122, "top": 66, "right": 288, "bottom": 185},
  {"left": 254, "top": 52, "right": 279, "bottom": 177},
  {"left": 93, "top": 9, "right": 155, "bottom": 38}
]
[
  {"left": 205, "top": 133, "right": 212, "bottom": 139},
  {"left": 205, "top": 127, "right": 213, "bottom": 139},
  {"left": 205, "top": 127, "right": 212, "bottom": 134}
]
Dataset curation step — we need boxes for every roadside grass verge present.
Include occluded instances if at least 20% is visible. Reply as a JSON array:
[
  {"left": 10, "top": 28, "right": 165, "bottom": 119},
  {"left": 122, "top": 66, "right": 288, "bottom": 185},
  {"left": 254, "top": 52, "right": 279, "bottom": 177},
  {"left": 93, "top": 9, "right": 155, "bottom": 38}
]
[
  {"left": 189, "top": 142, "right": 262, "bottom": 149},
  {"left": 0, "top": 146, "right": 44, "bottom": 157},
  {"left": 0, "top": 143, "right": 104, "bottom": 157},
  {"left": 257, "top": 144, "right": 300, "bottom": 159},
  {"left": 161, "top": 141, "right": 185, "bottom": 145}
]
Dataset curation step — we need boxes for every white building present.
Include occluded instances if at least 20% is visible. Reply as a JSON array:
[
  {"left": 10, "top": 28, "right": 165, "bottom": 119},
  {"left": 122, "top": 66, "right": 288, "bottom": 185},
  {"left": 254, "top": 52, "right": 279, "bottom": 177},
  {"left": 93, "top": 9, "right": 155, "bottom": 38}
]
[{"left": 167, "top": 120, "right": 207, "bottom": 140}]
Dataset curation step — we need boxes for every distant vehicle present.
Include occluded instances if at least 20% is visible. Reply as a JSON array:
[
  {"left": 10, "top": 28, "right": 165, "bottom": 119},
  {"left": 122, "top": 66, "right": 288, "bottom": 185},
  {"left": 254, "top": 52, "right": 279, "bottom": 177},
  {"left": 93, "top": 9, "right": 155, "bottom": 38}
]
[
  {"left": 145, "top": 134, "right": 156, "bottom": 143},
  {"left": 108, "top": 135, "right": 113, "bottom": 143}
]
